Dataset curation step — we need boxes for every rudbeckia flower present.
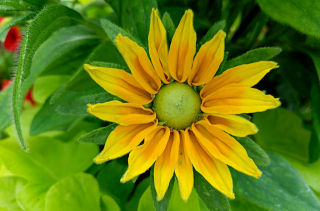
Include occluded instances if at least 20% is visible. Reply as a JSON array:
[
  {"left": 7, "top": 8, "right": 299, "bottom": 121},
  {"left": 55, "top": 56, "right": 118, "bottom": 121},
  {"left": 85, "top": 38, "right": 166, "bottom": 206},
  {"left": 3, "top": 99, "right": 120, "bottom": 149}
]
[
  {"left": 85, "top": 9, "right": 280, "bottom": 201},
  {"left": 0, "top": 17, "right": 22, "bottom": 52}
]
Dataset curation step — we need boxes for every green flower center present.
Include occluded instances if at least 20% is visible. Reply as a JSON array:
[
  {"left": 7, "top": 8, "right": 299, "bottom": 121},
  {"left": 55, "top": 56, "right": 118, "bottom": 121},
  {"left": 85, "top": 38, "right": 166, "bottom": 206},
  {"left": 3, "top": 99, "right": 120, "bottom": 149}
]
[{"left": 153, "top": 82, "right": 201, "bottom": 129}]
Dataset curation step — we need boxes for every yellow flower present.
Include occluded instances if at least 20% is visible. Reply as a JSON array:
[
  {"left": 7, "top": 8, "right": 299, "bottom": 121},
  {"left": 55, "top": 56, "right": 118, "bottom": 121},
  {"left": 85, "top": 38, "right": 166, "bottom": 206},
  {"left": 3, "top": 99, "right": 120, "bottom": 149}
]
[{"left": 85, "top": 9, "right": 280, "bottom": 201}]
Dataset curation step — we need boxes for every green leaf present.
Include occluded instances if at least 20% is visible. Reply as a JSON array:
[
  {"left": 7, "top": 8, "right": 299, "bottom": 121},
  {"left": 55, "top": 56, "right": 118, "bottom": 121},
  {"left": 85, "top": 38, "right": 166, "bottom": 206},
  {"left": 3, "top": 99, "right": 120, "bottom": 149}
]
[
  {"left": 232, "top": 152, "right": 320, "bottom": 211},
  {"left": 194, "top": 170, "right": 230, "bottom": 211},
  {"left": 256, "top": 0, "right": 320, "bottom": 39},
  {"left": 229, "top": 193, "right": 267, "bottom": 211},
  {"left": 197, "top": 20, "right": 226, "bottom": 51},
  {"left": 253, "top": 107, "right": 312, "bottom": 162},
  {"left": 162, "top": 12, "right": 175, "bottom": 42},
  {"left": 45, "top": 173, "right": 101, "bottom": 211},
  {"left": 310, "top": 81, "right": 320, "bottom": 163},
  {"left": 104, "top": 0, "right": 120, "bottom": 15},
  {"left": 78, "top": 123, "right": 117, "bottom": 145},
  {"left": 235, "top": 137, "right": 270, "bottom": 166},
  {"left": 0, "top": 176, "right": 27, "bottom": 211},
  {"left": 0, "top": 1, "right": 31, "bottom": 12},
  {"left": 0, "top": 12, "right": 36, "bottom": 35},
  {"left": 50, "top": 40, "right": 125, "bottom": 105},
  {"left": 0, "top": 87, "right": 12, "bottom": 132},
  {"left": 150, "top": 166, "right": 175, "bottom": 211},
  {"left": 121, "top": 0, "right": 157, "bottom": 47},
  {"left": 12, "top": 4, "right": 104, "bottom": 150},
  {"left": 97, "top": 161, "right": 135, "bottom": 209},
  {"left": 56, "top": 93, "right": 118, "bottom": 116},
  {"left": 222, "top": 47, "right": 282, "bottom": 72},
  {"left": 0, "top": 136, "right": 98, "bottom": 211},
  {"left": 101, "top": 18, "right": 144, "bottom": 47},
  {"left": 101, "top": 194, "right": 121, "bottom": 211},
  {"left": 125, "top": 178, "right": 150, "bottom": 211},
  {"left": 90, "top": 61, "right": 130, "bottom": 72}
]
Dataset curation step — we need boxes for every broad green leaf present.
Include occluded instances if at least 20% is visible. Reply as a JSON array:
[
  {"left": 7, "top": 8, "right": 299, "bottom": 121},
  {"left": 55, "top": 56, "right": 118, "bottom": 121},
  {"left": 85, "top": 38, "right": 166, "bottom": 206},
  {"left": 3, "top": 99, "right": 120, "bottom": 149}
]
[
  {"left": 0, "top": 136, "right": 98, "bottom": 211},
  {"left": 310, "top": 81, "right": 320, "bottom": 163},
  {"left": 121, "top": 0, "right": 158, "bottom": 47},
  {"left": 150, "top": 165, "right": 175, "bottom": 211},
  {"left": 12, "top": 4, "right": 104, "bottom": 149},
  {"left": 197, "top": 20, "right": 226, "bottom": 51},
  {"left": 256, "top": 0, "right": 320, "bottom": 39},
  {"left": 45, "top": 173, "right": 100, "bottom": 211},
  {"left": 78, "top": 123, "right": 117, "bottom": 145},
  {"left": 138, "top": 181, "right": 202, "bottom": 211},
  {"left": 222, "top": 47, "right": 282, "bottom": 72},
  {"left": 194, "top": 170, "right": 230, "bottom": 211},
  {"left": 229, "top": 194, "right": 267, "bottom": 211},
  {"left": 0, "top": 88, "right": 11, "bottom": 132},
  {"left": 162, "top": 12, "right": 175, "bottom": 42},
  {"left": 125, "top": 178, "right": 149, "bottom": 211},
  {"left": 0, "top": 12, "right": 35, "bottom": 35},
  {"left": 50, "top": 40, "right": 125, "bottom": 104},
  {"left": 283, "top": 155, "right": 320, "bottom": 194},
  {"left": 97, "top": 161, "right": 135, "bottom": 209},
  {"left": 101, "top": 18, "right": 144, "bottom": 47},
  {"left": 232, "top": 152, "right": 320, "bottom": 211},
  {"left": 253, "top": 107, "right": 311, "bottom": 161},
  {"left": 235, "top": 137, "right": 270, "bottom": 166},
  {"left": 56, "top": 93, "right": 118, "bottom": 116},
  {"left": 253, "top": 107, "right": 312, "bottom": 162},
  {"left": 101, "top": 195, "right": 121, "bottom": 211},
  {"left": 0, "top": 176, "right": 27, "bottom": 211}
]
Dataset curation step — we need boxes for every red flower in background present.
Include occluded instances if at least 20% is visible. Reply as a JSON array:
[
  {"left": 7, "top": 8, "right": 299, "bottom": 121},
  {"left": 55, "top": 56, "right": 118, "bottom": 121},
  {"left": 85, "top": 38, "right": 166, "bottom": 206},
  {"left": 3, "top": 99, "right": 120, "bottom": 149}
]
[
  {"left": 1, "top": 80, "right": 36, "bottom": 106},
  {"left": 0, "top": 17, "right": 22, "bottom": 52}
]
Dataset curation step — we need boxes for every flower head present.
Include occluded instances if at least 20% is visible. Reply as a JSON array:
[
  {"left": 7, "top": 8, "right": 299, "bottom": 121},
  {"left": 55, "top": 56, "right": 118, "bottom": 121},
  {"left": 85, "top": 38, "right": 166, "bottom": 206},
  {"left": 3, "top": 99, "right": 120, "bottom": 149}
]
[{"left": 85, "top": 9, "right": 280, "bottom": 201}]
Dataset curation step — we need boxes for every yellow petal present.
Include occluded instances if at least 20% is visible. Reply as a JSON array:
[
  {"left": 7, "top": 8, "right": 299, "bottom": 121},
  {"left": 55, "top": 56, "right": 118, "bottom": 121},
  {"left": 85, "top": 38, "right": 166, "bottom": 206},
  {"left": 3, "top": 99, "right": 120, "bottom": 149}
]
[
  {"left": 84, "top": 64, "right": 152, "bottom": 104},
  {"left": 115, "top": 34, "right": 161, "bottom": 94},
  {"left": 87, "top": 100, "right": 156, "bottom": 126},
  {"left": 201, "top": 61, "right": 278, "bottom": 98},
  {"left": 175, "top": 130, "right": 193, "bottom": 202},
  {"left": 94, "top": 121, "right": 157, "bottom": 164},
  {"left": 154, "top": 130, "right": 180, "bottom": 201},
  {"left": 184, "top": 128, "right": 234, "bottom": 199},
  {"left": 149, "top": 9, "right": 171, "bottom": 84},
  {"left": 203, "top": 114, "right": 258, "bottom": 137},
  {"left": 188, "top": 30, "right": 226, "bottom": 86},
  {"left": 168, "top": 10, "right": 196, "bottom": 82},
  {"left": 201, "top": 84, "right": 281, "bottom": 114},
  {"left": 121, "top": 126, "right": 170, "bottom": 182},
  {"left": 193, "top": 121, "right": 262, "bottom": 178}
]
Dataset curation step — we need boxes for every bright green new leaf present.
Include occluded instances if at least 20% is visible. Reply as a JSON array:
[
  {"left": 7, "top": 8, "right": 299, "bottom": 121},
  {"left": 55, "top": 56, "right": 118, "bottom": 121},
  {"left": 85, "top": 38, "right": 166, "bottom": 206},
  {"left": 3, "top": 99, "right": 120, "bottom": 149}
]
[
  {"left": 125, "top": 178, "right": 149, "bottom": 211},
  {"left": 0, "top": 87, "right": 11, "bottom": 132},
  {"left": 194, "top": 170, "right": 230, "bottom": 211},
  {"left": 232, "top": 152, "right": 320, "bottom": 211},
  {"left": 0, "top": 136, "right": 98, "bottom": 211},
  {"left": 235, "top": 137, "right": 270, "bottom": 166},
  {"left": 256, "top": 0, "right": 320, "bottom": 39},
  {"left": 150, "top": 166, "right": 175, "bottom": 211},
  {"left": 78, "top": 123, "right": 117, "bottom": 145},
  {"left": 222, "top": 47, "right": 281, "bottom": 72},
  {"left": 253, "top": 107, "right": 311, "bottom": 162},
  {"left": 0, "top": 176, "right": 27, "bottom": 211},
  {"left": 101, "top": 194, "right": 121, "bottom": 211},
  {"left": 45, "top": 173, "right": 101, "bottom": 211},
  {"left": 12, "top": 4, "right": 104, "bottom": 149}
]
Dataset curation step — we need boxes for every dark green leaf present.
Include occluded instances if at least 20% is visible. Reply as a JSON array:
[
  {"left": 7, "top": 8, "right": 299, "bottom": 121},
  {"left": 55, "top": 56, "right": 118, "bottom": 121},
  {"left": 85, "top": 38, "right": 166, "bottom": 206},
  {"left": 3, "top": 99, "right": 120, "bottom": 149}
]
[
  {"left": 104, "top": 0, "right": 120, "bottom": 15},
  {"left": 232, "top": 152, "right": 320, "bottom": 211},
  {"left": 150, "top": 166, "right": 175, "bottom": 211},
  {"left": 78, "top": 123, "right": 117, "bottom": 145},
  {"left": 234, "top": 137, "right": 270, "bottom": 166},
  {"left": 56, "top": 93, "right": 117, "bottom": 116},
  {"left": 121, "top": 0, "right": 157, "bottom": 47},
  {"left": 162, "top": 12, "right": 175, "bottom": 42},
  {"left": 12, "top": 4, "right": 104, "bottom": 150},
  {"left": 215, "top": 52, "right": 228, "bottom": 75},
  {"left": 253, "top": 107, "right": 312, "bottom": 162},
  {"left": 194, "top": 170, "right": 230, "bottom": 211},
  {"left": 229, "top": 194, "right": 267, "bottom": 211},
  {"left": 125, "top": 178, "right": 150, "bottom": 211},
  {"left": 310, "top": 81, "right": 320, "bottom": 163},
  {"left": 256, "top": 0, "right": 320, "bottom": 39},
  {"left": 197, "top": 20, "right": 226, "bottom": 51},
  {"left": 222, "top": 47, "right": 282, "bottom": 72},
  {"left": 97, "top": 161, "right": 135, "bottom": 209},
  {"left": 0, "top": 13, "right": 35, "bottom": 35}
]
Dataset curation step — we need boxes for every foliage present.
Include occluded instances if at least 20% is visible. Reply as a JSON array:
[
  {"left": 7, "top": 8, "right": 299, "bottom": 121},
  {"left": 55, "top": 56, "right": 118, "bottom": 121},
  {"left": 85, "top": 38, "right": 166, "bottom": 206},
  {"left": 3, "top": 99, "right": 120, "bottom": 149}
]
[{"left": 0, "top": 0, "right": 320, "bottom": 210}]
